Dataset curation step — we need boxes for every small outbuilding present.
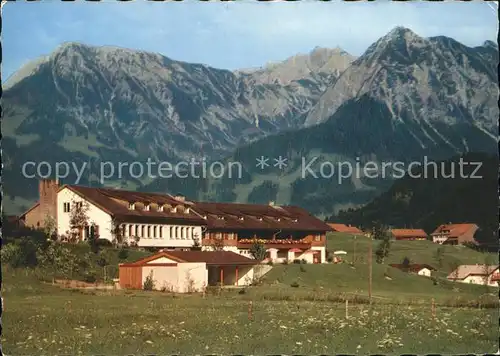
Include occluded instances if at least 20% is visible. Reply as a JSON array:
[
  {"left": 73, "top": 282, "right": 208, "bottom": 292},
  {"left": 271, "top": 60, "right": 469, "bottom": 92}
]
[
  {"left": 389, "top": 263, "right": 436, "bottom": 277},
  {"left": 119, "top": 250, "right": 260, "bottom": 292}
]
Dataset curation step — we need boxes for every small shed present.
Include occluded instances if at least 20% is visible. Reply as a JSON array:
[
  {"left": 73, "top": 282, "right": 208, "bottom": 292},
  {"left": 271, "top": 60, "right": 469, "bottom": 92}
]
[
  {"left": 389, "top": 263, "right": 436, "bottom": 277},
  {"left": 119, "top": 250, "right": 258, "bottom": 292}
]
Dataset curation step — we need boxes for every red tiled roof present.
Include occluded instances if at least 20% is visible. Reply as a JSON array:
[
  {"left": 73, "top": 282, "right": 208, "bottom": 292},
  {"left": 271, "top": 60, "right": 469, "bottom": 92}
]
[
  {"left": 391, "top": 229, "right": 428, "bottom": 238},
  {"left": 193, "top": 202, "right": 331, "bottom": 232},
  {"left": 27, "top": 182, "right": 330, "bottom": 232},
  {"left": 63, "top": 185, "right": 206, "bottom": 225},
  {"left": 431, "top": 224, "right": 478, "bottom": 238},
  {"left": 447, "top": 265, "right": 499, "bottom": 280},
  {"left": 127, "top": 251, "right": 258, "bottom": 266},
  {"left": 389, "top": 264, "right": 436, "bottom": 272},
  {"left": 327, "top": 223, "right": 363, "bottom": 234}
]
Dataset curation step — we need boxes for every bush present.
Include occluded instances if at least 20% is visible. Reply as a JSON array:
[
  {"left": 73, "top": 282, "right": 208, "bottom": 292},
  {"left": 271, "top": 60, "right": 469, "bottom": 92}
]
[
  {"left": 266, "top": 260, "right": 274, "bottom": 266},
  {"left": 290, "top": 281, "right": 299, "bottom": 288},
  {"left": 143, "top": 271, "right": 155, "bottom": 291},
  {"left": 118, "top": 248, "right": 129, "bottom": 260},
  {"left": 301, "top": 259, "right": 308, "bottom": 264},
  {"left": 293, "top": 259, "right": 301, "bottom": 264},
  {"left": 96, "top": 239, "right": 113, "bottom": 247},
  {"left": 1, "top": 243, "right": 23, "bottom": 266},
  {"left": 238, "top": 288, "right": 247, "bottom": 295},
  {"left": 2, "top": 238, "right": 43, "bottom": 268},
  {"left": 326, "top": 255, "right": 334, "bottom": 263},
  {"left": 300, "top": 264, "right": 307, "bottom": 273},
  {"left": 84, "top": 272, "right": 97, "bottom": 283},
  {"left": 96, "top": 256, "right": 108, "bottom": 268}
]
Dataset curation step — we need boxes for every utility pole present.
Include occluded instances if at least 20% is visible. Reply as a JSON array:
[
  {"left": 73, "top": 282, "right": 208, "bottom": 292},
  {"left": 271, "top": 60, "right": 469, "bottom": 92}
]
[
  {"left": 353, "top": 234, "right": 357, "bottom": 265},
  {"left": 368, "top": 228, "right": 374, "bottom": 306}
]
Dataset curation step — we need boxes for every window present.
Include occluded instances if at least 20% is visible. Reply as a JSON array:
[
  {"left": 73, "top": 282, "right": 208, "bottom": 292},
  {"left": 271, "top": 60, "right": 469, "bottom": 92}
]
[
  {"left": 185, "top": 208, "right": 190, "bottom": 214},
  {"left": 159, "top": 226, "right": 163, "bottom": 239},
  {"left": 135, "top": 225, "right": 139, "bottom": 236},
  {"left": 63, "top": 202, "right": 71, "bottom": 213},
  {"left": 181, "top": 227, "right": 185, "bottom": 239},
  {"left": 147, "top": 226, "right": 151, "bottom": 238},
  {"left": 129, "top": 225, "right": 133, "bottom": 237},
  {"left": 141, "top": 225, "right": 145, "bottom": 237},
  {"left": 175, "top": 226, "right": 179, "bottom": 239},
  {"left": 129, "top": 203, "right": 135, "bottom": 210},
  {"left": 144, "top": 204, "right": 150, "bottom": 211},
  {"left": 170, "top": 226, "right": 173, "bottom": 239},
  {"left": 84, "top": 225, "right": 99, "bottom": 240},
  {"left": 153, "top": 226, "right": 157, "bottom": 238},
  {"left": 315, "top": 235, "right": 321, "bottom": 242},
  {"left": 158, "top": 205, "right": 164, "bottom": 212},
  {"left": 74, "top": 202, "right": 83, "bottom": 209}
]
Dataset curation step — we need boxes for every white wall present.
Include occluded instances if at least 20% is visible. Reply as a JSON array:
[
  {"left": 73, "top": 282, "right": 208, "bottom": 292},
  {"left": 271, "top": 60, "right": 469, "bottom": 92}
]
[
  {"left": 146, "top": 257, "right": 178, "bottom": 264},
  {"left": 177, "top": 263, "right": 208, "bottom": 293},
  {"left": 57, "top": 187, "right": 113, "bottom": 241},
  {"left": 417, "top": 268, "right": 432, "bottom": 277},
  {"left": 125, "top": 223, "right": 202, "bottom": 248},
  {"left": 311, "top": 246, "right": 326, "bottom": 263},
  {"left": 142, "top": 265, "right": 179, "bottom": 291},
  {"left": 142, "top": 262, "right": 207, "bottom": 293}
]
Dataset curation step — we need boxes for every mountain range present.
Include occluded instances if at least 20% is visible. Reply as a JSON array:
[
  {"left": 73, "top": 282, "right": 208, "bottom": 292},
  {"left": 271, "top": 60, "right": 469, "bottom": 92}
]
[{"left": 3, "top": 26, "right": 498, "bottom": 217}]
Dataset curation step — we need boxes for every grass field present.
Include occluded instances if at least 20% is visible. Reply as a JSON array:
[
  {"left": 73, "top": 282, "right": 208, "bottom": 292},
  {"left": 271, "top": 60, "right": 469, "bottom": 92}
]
[{"left": 2, "top": 233, "right": 499, "bottom": 354}]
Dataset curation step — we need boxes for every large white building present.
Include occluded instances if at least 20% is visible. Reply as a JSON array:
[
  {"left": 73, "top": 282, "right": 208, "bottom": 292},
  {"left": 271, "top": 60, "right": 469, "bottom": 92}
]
[{"left": 19, "top": 179, "right": 331, "bottom": 263}]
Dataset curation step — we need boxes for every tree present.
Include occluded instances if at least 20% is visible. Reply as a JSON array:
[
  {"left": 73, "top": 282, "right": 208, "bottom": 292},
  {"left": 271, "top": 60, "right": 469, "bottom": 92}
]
[
  {"left": 449, "top": 260, "right": 461, "bottom": 282},
  {"left": 434, "top": 246, "right": 445, "bottom": 268},
  {"left": 208, "top": 234, "right": 225, "bottom": 251},
  {"left": 68, "top": 200, "right": 90, "bottom": 243},
  {"left": 36, "top": 242, "right": 78, "bottom": 283},
  {"left": 482, "top": 255, "right": 496, "bottom": 287},
  {"left": 192, "top": 236, "right": 202, "bottom": 251},
  {"left": 88, "top": 222, "right": 100, "bottom": 254},
  {"left": 42, "top": 214, "right": 58, "bottom": 241},
  {"left": 110, "top": 217, "right": 126, "bottom": 248},
  {"left": 249, "top": 241, "right": 266, "bottom": 261},
  {"left": 375, "top": 237, "right": 391, "bottom": 264},
  {"left": 372, "top": 222, "right": 390, "bottom": 240}
]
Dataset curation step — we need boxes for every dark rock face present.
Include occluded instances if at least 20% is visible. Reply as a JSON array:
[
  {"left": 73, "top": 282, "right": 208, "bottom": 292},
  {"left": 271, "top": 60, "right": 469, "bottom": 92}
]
[{"left": 3, "top": 28, "right": 498, "bottom": 217}]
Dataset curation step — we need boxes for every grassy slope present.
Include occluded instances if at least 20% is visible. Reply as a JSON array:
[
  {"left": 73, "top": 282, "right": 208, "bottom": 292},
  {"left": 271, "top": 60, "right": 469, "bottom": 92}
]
[
  {"left": 2, "top": 235, "right": 498, "bottom": 353},
  {"left": 257, "top": 232, "right": 498, "bottom": 303},
  {"left": 2, "top": 268, "right": 498, "bottom": 355},
  {"left": 325, "top": 232, "right": 498, "bottom": 272}
]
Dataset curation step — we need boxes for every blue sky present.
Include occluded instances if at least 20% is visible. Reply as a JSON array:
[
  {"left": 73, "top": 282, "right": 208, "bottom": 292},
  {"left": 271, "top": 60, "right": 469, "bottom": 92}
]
[{"left": 2, "top": 0, "right": 498, "bottom": 80}]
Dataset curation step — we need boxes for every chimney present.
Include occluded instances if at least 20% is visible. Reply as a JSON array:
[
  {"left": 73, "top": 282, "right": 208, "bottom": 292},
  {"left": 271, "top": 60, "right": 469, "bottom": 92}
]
[{"left": 39, "top": 178, "right": 59, "bottom": 228}]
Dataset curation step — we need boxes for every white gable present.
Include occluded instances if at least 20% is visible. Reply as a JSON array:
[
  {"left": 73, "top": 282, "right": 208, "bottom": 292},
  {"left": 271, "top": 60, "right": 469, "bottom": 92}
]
[{"left": 146, "top": 256, "right": 178, "bottom": 264}]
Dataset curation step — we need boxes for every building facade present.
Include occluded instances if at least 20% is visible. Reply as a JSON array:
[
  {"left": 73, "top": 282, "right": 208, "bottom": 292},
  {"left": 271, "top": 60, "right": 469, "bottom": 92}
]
[
  {"left": 431, "top": 224, "right": 479, "bottom": 245},
  {"left": 447, "top": 265, "right": 499, "bottom": 286},
  {"left": 19, "top": 179, "right": 332, "bottom": 263},
  {"left": 390, "top": 229, "right": 428, "bottom": 241}
]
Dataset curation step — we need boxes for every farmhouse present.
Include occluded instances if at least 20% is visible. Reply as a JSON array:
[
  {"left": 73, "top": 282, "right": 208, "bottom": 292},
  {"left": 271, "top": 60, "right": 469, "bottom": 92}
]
[
  {"left": 119, "top": 250, "right": 268, "bottom": 292},
  {"left": 431, "top": 223, "right": 479, "bottom": 245},
  {"left": 447, "top": 264, "right": 499, "bottom": 286},
  {"left": 327, "top": 223, "right": 363, "bottom": 234},
  {"left": 390, "top": 229, "right": 428, "bottom": 241},
  {"left": 389, "top": 264, "right": 436, "bottom": 277},
  {"left": 19, "top": 179, "right": 331, "bottom": 262}
]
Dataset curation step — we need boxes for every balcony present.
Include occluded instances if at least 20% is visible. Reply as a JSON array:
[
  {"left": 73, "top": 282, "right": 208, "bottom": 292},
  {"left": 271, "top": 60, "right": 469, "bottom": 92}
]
[{"left": 237, "top": 238, "right": 311, "bottom": 250}]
